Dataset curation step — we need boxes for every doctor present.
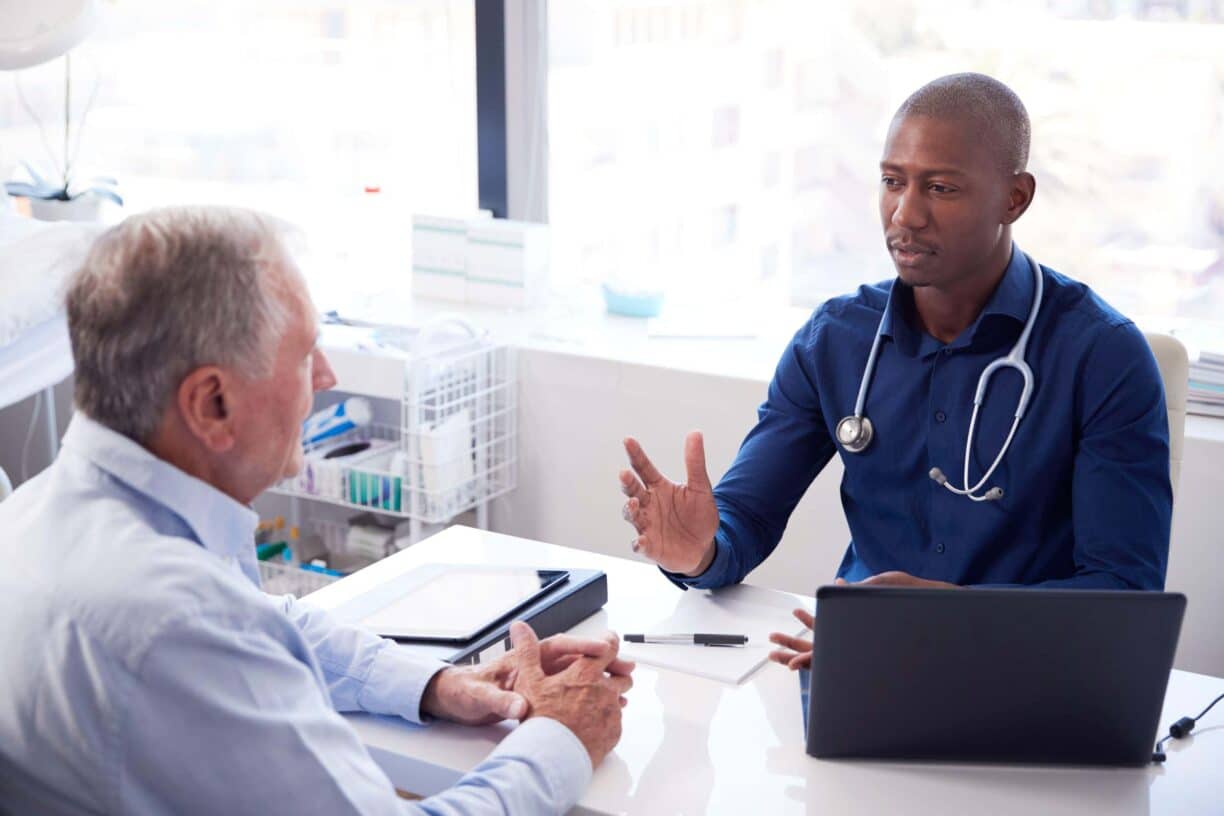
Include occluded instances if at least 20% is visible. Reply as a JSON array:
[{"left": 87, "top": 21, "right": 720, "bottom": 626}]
[{"left": 618, "top": 73, "right": 1172, "bottom": 668}]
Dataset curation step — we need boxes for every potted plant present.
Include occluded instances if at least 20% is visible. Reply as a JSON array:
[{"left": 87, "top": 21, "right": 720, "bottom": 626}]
[
  {"left": 3, "top": 56, "right": 123, "bottom": 222},
  {"left": 6, "top": 161, "right": 122, "bottom": 223}
]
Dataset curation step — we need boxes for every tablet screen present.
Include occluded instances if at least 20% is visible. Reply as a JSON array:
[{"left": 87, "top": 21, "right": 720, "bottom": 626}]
[{"left": 360, "top": 566, "right": 569, "bottom": 642}]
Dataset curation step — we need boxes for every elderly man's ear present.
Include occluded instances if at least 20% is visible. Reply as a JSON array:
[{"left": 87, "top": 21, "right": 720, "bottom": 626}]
[{"left": 176, "top": 366, "right": 238, "bottom": 453}]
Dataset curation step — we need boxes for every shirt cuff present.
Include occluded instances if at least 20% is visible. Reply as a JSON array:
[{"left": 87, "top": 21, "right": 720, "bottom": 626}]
[
  {"left": 661, "top": 529, "right": 734, "bottom": 590},
  {"left": 357, "top": 641, "right": 449, "bottom": 725},
  {"left": 490, "top": 717, "right": 593, "bottom": 811}
]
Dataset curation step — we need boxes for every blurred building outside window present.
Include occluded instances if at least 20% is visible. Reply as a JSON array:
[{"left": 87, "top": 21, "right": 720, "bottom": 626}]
[{"left": 548, "top": 0, "right": 1224, "bottom": 347}]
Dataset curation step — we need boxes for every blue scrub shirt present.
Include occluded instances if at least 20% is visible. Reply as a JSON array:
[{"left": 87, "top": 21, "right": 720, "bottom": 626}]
[{"left": 676, "top": 245, "right": 1171, "bottom": 591}]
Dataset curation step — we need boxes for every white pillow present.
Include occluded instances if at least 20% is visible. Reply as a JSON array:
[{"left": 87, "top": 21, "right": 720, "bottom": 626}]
[{"left": 0, "top": 212, "right": 105, "bottom": 347}]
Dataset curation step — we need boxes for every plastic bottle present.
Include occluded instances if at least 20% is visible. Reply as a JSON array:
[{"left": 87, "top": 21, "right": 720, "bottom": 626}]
[{"left": 302, "top": 397, "right": 372, "bottom": 446}]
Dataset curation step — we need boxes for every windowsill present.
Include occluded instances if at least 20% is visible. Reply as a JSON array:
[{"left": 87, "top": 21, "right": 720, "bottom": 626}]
[
  {"left": 320, "top": 284, "right": 1224, "bottom": 444},
  {"left": 321, "top": 282, "right": 812, "bottom": 385}
]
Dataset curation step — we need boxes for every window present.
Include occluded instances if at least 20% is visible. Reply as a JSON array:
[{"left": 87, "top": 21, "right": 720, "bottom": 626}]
[
  {"left": 712, "top": 105, "right": 740, "bottom": 148},
  {"left": 762, "top": 150, "right": 781, "bottom": 188},
  {"left": 714, "top": 203, "right": 737, "bottom": 245},
  {"left": 1, "top": 0, "right": 477, "bottom": 307},
  {"left": 761, "top": 242, "right": 779, "bottom": 280},
  {"left": 763, "top": 48, "right": 784, "bottom": 90},
  {"left": 547, "top": 0, "right": 1224, "bottom": 325}
]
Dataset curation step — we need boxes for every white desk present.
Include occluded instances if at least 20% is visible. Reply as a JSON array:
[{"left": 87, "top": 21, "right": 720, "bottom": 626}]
[{"left": 307, "top": 526, "right": 1224, "bottom": 815}]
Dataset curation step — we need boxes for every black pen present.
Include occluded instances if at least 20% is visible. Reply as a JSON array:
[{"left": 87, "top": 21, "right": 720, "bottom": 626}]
[{"left": 623, "top": 633, "right": 748, "bottom": 647}]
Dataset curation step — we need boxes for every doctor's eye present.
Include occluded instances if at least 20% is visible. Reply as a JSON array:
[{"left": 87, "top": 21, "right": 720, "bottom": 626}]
[
  {"left": 929, "top": 183, "right": 958, "bottom": 195},
  {"left": 881, "top": 176, "right": 903, "bottom": 190}
]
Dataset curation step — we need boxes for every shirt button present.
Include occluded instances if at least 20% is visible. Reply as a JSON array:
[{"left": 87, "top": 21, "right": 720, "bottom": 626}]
[
  {"left": 935, "top": 410, "right": 947, "bottom": 423},
  {"left": 936, "top": 543, "right": 945, "bottom": 554}
]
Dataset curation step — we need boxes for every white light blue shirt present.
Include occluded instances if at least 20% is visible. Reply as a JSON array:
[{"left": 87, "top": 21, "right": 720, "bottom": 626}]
[{"left": 0, "top": 414, "right": 591, "bottom": 815}]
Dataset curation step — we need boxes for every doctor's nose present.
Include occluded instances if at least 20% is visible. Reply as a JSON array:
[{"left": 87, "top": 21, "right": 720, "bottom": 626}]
[{"left": 891, "top": 189, "right": 929, "bottom": 232}]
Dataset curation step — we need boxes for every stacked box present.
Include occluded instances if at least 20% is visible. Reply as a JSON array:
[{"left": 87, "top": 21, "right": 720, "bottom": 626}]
[
  {"left": 465, "top": 219, "right": 549, "bottom": 309},
  {"left": 411, "top": 213, "right": 486, "bottom": 301},
  {"left": 411, "top": 211, "right": 548, "bottom": 309}
]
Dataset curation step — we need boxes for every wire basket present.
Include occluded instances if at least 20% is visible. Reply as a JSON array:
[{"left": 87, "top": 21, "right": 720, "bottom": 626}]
[
  {"left": 403, "top": 340, "right": 517, "bottom": 522},
  {"left": 271, "top": 330, "right": 516, "bottom": 525},
  {"left": 258, "top": 559, "right": 338, "bottom": 597}
]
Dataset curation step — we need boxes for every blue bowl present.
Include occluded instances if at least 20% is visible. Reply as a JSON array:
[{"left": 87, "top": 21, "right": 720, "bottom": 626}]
[{"left": 601, "top": 283, "right": 664, "bottom": 318}]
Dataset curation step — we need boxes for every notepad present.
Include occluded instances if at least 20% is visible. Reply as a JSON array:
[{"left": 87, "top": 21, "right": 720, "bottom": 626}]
[{"left": 571, "top": 581, "right": 809, "bottom": 685}]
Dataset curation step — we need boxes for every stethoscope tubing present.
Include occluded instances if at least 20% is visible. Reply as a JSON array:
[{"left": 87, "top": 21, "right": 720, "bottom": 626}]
[{"left": 839, "top": 252, "right": 1044, "bottom": 502}]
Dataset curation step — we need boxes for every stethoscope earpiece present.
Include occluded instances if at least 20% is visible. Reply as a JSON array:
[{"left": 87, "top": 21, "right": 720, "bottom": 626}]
[{"left": 841, "top": 253, "right": 1043, "bottom": 504}]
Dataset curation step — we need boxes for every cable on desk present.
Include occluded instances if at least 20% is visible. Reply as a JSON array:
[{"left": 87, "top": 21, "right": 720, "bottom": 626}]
[{"left": 1152, "top": 691, "right": 1224, "bottom": 763}]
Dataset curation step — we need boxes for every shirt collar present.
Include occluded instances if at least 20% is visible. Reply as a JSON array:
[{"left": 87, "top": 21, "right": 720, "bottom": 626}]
[
  {"left": 974, "top": 244, "right": 1033, "bottom": 329},
  {"left": 61, "top": 413, "right": 259, "bottom": 561},
  {"left": 881, "top": 243, "right": 1033, "bottom": 357}
]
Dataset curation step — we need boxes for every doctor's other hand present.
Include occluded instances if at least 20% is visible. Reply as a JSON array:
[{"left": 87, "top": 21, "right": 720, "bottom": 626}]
[
  {"left": 510, "top": 621, "right": 631, "bottom": 768},
  {"left": 850, "top": 571, "right": 958, "bottom": 589},
  {"left": 620, "top": 432, "right": 720, "bottom": 576},
  {"left": 420, "top": 627, "right": 635, "bottom": 726},
  {"left": 768, "top": 608, "right": 815, "bottom": 671}
]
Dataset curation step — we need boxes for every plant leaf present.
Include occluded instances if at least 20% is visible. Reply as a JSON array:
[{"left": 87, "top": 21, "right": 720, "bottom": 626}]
[
  {"left": 19, "top": 160, "right": 49, "bottom": 188},
  {"left": 85, "top": 187, "right": 124, "bottom": 207},
  {"left": 4, "top": 181, "right": 69, "bottom": 200}
]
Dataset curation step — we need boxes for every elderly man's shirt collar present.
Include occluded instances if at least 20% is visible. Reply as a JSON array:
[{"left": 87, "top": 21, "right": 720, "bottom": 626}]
[{"left": 61, "top": 413, "right": 260, "bottom": 578}]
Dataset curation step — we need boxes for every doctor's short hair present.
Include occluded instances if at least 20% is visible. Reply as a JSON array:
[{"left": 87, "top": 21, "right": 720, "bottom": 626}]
[
  {"left": 67, "top": 206, "right": 295, "bottom": 442},
  {"left": 894, "top": 72, "right": 1031, "bottom": 175}
]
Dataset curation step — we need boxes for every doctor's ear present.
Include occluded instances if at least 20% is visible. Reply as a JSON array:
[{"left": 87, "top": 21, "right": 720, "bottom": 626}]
[
  {"left": 176, "top": 365, "right": 238, "bottom": 453},
  {"left": 1001, "top": 172, "right": 1036, "bottom": 225}
]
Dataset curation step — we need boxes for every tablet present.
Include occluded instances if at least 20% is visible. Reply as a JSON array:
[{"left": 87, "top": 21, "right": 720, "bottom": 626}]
[{"left": 358, "top": 565, "right": 570, "bottom": 642}]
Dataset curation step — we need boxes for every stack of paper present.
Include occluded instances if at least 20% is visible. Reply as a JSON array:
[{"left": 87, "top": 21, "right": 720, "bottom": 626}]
[
  {"left": 1189, "top": 350, "right": 1224, "bottom": 418},
  {"left": 1158, "top": 318, "right": 1224, "bottom": 419},
  {"left": 570, "top": 582, "right": 809, "bottom": 685}
]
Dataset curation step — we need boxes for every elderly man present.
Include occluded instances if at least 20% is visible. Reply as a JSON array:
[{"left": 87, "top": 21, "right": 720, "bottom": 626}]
[{"left": 0, "top": 207, "right": 632, "bottom": 814}]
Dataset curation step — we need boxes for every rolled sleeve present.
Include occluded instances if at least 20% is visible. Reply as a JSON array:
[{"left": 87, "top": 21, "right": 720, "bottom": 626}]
[
  {"left": 360, "top": 641, "right": 449, "bottom": 725},
  {"left": 275, "top": 594, "right": 447, "bottom": 721}
]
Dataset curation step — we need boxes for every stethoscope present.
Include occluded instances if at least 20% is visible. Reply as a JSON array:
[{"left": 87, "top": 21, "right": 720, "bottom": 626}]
[{"left": 835, "top": 253, "right": 1043, "bottom": 503}]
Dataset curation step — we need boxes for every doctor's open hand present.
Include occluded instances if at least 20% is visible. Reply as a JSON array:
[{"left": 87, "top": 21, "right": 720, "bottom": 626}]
[
  {"left": 620, "top": 432, "right": 720, "bottom": 576},
  {"left": 509, "top": 621, "right": 633, "bottom": 768},
  {"left": 421, "top": 625, "right": 635, "bottom": 727}
]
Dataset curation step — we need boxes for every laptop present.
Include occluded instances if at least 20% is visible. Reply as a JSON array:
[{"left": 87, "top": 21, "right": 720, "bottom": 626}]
[{"left": 806, "top": 586, "right": 1185, "bottom": 766}]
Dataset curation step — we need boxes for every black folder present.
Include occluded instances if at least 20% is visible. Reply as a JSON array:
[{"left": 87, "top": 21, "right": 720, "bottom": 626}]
[{"left": 393, "top": 568, "right": 608, "bottom": 665}]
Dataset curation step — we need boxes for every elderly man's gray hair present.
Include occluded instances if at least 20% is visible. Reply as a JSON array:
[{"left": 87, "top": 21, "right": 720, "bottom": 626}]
[{"left": 67, "top": 206, "right": 293, "bottom": 442}]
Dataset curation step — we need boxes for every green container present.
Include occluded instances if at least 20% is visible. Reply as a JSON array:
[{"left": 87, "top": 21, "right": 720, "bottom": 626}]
[{"left": 347, "top": 450, "right": 402, "bottom": 512}]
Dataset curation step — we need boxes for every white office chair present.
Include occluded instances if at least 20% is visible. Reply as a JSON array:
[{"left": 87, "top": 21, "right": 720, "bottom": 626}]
[{"left": 1144, "top": 332, "right": 1189, "bottom": 499}]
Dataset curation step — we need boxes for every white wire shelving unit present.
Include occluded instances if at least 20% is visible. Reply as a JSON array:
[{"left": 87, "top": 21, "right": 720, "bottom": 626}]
[{"left": 267, "top": 321, "right": 518, "bottom": 547}]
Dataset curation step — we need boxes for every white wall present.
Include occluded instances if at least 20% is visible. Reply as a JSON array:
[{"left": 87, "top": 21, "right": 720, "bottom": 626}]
[
  {"left": 1165, "top": 436, "right": 1224, "bottom": 677},
  {"left": 489, "top": 348, "right": 1224, "bottom": 678},
  {"left": 0, "top": 377, "right": 73, "bottom": 490},
  {"left": 485, "top": 348, "right": 848, "bottom": 595}
]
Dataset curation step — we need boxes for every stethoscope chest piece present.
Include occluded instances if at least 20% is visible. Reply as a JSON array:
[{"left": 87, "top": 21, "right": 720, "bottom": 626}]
[{"left": 836, "top": 414, "right": 874, "bottom": 453}]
